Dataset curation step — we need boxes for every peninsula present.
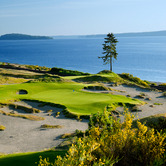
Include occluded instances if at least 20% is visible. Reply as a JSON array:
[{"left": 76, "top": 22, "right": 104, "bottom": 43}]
[{"left": 0, "top": 33, "right": 53, "bottom": 40}]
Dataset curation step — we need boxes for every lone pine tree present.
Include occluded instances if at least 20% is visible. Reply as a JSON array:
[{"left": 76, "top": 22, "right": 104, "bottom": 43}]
[{"left": 99, "top": 33, "right": 118, "bottom": 72}]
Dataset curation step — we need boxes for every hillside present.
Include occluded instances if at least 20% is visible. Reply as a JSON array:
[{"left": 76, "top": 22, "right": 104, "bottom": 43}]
[
  {"left": 0, "top": 33, "right": 53, "bottom": 40},
  {"left": 53, "top": 30, "right": 166, "bottom": 39}
]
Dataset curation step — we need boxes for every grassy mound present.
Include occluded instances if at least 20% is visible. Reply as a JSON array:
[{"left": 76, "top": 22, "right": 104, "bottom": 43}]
[
  {"left": 135, "top": 113, "right": 166, "bottom": 131},
  {"left": 50, "top": 67, "right": 90, "bottom": 76},
  {"left": 119, "top": 73, "right": 150, "bottom": 87},
  {"left": 73, "top": 74, "right": 124, "bottom": 84}
]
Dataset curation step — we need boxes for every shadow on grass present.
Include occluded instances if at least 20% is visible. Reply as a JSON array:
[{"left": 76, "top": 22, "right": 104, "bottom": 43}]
[{"left": 0, "top": 150, "right": 67, "bottom": 166}]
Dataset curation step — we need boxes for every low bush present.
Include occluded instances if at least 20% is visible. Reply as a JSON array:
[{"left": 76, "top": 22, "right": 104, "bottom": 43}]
[
  {"left": 55, "top": 112, "right": 60, "bottom": 117},
  {"left": 41, "top": 124, "right": 63, "bottom": 129},
  {"left": 47, "top": 110, "right": 53, "bottom": 113},
  {"left": 154, "top": 103, "right": 163, "bottom": 105},
  {"left": 0, "top": 125, "right": 5, "bottom": 131},
  {"left": 159, "top": 83, "right": 166, "bottom": 87},
  {"left": 25, "top": 65, "right": 51, "bottom": 71},
  {"left": 38, "top": 111, "right": 166, "bottom": 166},
  {"left": 163, "top": 92, "right": 166, "bottom": 97}
]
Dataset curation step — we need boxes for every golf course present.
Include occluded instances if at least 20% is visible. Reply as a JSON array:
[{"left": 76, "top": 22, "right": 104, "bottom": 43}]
[{"left": 0, "top": 63, "right": 165, "bottom": 165}]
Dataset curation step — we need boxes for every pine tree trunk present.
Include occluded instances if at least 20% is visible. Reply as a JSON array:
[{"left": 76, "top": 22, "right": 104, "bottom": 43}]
[{"left": 110, "top": 56, "right": 112, "bottom": 71}]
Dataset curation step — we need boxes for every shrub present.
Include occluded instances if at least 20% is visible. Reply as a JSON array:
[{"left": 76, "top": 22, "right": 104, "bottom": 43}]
[
  {"left": 146, "top": 97, "right": 152, "bottom": 101},
  {"left": 154, "top": 103, "right": 163, "bottom": 105},
  {"left": 38, "top": 111, "right": 166, "bottom": 166},
  {"left": 0, "top": 125, "right": 5, "bottom": 131},
  {"left": 47, "top": 110, "right": 53, "bottom": 113},
  {"left": 151, "top": 83, "right": 157, "bottom": 86},
  {"left": 55, "top": 112, "right": 60, "bottom": 117},
  {"left": 159, "top": 83, "right": 166, "bottom": 87},
  {"left": 162, "top": 92, "right": 166, "bottom": 97}
]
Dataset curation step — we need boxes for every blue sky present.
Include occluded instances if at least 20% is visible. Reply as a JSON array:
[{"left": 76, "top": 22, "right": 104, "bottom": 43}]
[{"left": 0, "top": 0, "right": 166, "bottom": 36}]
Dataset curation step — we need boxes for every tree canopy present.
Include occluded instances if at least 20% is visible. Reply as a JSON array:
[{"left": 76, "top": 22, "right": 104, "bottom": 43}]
[{"left": 99, "top": 33, "right": 118, "bottom": 71}]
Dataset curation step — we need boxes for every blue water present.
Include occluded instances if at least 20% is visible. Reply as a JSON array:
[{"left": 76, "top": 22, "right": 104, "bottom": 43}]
[{"left": 0, "top": 36, "right": 166, "bottom": 82}]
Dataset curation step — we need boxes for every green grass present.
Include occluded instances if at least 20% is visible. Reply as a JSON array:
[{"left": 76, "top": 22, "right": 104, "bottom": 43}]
[
  {"left": 0, "top": 150, "right": 67, "bottom": 166},
  {"left": 73, "top": 73, "right": 124, "bottom": 84},
  {"left": 0, "top": 82, "right": 143, "bottom": 116}
]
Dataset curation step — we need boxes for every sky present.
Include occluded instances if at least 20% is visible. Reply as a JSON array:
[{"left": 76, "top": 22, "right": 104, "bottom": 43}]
[{"left": 0, "top": 0, "right": 166, "bottom": 36}]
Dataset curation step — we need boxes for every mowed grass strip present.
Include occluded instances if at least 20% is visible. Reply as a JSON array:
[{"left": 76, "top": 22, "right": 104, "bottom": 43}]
[
  {"left": 0, "top": 150, "right": 67, "bottom": 166},
  {"left": 0, "top": 82, "right": 143, "bottom": 115}
]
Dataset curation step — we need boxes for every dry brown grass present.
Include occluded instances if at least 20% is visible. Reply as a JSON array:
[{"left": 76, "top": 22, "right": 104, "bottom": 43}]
[
  {"left": 41, "top": 124, "right": 63, "bottom": 129},
  {"left": 0, "top": 76, "right": 27, "bottom": 84},
  {"left": 0, "top": 110, "right": 45, "bottom": 121}
]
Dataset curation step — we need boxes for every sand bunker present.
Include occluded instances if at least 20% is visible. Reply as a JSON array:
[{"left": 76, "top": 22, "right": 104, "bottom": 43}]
[
  {"left": 0, "top": 100, "right": 88, "bottom": 154},
  {"left": 17, "top": 89, "right": 28, "bottom": 95}
]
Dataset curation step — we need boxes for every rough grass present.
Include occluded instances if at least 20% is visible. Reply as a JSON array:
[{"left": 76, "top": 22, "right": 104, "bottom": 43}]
[
  {"left": 41, "top": 124, "right": 63, "bottom": 129},
  {"left": 1, "top": 103, "right": 41, "bottom": 113},
  {"left": 0, "top": 75, "right": 27, "bottom": 84},
  {"left": 119, "top": 73, "right": 150, "bottom": 88},
  {"left": 0, "top": 82, "right": 143, "bottom": 116},
  {"left": 0, "top": 150, "right": 67, "bottom": 166},
  {"left": 0, "top": 110, "right": 45, "bottom": 121},
  {"left": 73, "top": 73, "right": 124, "bottom": 84}
]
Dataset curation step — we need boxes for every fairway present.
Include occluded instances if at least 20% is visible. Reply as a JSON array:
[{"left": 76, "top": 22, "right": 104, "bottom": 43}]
[{"left": 0, "top": 82, "right": 142, "bottom": 115}]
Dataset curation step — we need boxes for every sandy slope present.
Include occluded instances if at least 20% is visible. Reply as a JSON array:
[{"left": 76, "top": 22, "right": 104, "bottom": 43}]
[
  {"left": 83, "top": 84, "right": 166, "bottom": 120},
  {"left": 107, "top": 84, "right": 166, "bottom": 119},
  {"left": 0, "top": 101, "right": 88, "bottom": 154}
]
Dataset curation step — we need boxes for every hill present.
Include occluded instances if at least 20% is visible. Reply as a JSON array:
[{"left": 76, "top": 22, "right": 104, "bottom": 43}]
[
  {"left": 0, "top": 33, "right": 53, "bottom": 40},
  {"left": 53, "top": 30, "right": 166, "bottom": 39}
]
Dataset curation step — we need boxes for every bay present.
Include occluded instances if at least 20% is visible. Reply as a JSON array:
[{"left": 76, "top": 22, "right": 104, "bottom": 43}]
[{"left": 0, "top": 36, "right": 166, "bottom": 82}]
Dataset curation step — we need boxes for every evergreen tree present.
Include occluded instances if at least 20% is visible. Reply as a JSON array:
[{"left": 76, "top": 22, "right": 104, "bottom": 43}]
[{"left": 99, "top": 33, "right": 118, "bottom": 71}]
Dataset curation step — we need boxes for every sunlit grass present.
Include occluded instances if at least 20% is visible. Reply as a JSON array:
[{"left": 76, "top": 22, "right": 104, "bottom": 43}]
[{"left": 0, "top": 82, "right": 143, "bottom": 115}]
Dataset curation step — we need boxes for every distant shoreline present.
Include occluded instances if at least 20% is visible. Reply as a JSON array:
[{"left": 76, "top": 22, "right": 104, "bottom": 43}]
[{"left": 0, "top": 33, "right": 53, "bottom": 40}]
